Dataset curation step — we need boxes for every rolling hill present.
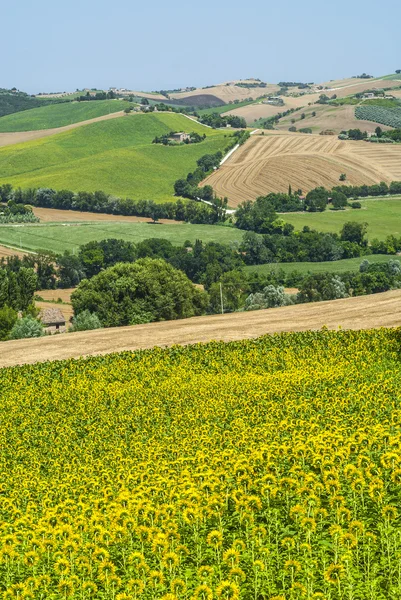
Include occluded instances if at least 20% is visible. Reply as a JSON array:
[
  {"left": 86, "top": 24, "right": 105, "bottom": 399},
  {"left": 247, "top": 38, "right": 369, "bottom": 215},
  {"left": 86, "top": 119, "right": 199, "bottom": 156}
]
[
  {"left": 203, "top": 131, "right": 401, "bottom": 205},
  {"left": 1, "top": 289, "right": 401, "bottom": 368},
  {"left": 0, "top": 112, "right": 227, "bottom": 201},
  {"left": 0, "top": 99, "right": 126, "bottom": 132}
]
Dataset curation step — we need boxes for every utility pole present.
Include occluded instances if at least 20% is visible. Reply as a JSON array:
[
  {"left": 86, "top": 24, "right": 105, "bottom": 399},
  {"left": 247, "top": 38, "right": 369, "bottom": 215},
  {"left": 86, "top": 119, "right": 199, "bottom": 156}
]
[{"left": 220, "top": 282, "right": 224, "bottom": 315}]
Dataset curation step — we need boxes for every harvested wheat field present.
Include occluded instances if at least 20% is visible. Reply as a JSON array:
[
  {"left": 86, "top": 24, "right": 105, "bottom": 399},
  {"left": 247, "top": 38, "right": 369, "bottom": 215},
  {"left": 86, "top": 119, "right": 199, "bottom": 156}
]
[
  {"left": 33, "top": 207, "right": 181, "bottom": 224},
  {"left": 37, "top": 288, "right": 75, "bottom": 303},
  {"left": 224, "top": 94, "right": 321, "bottom": 123},
  {"left": 277, "top": 104, "right": 393, "bottom": 134},
  {"left": 203, "top": 133, "right": 401, "bottom": 205},
  {"left": 1, "top": 289, "right": 401, "bottom": 368},
  {"left": 170, "top": 82, "right": 280, "bottom": 103}
]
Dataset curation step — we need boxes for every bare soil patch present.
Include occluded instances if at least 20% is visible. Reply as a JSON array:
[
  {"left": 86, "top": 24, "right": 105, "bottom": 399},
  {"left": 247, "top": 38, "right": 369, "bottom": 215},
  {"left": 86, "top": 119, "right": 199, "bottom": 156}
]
[
  {"left": 0, "top": 245, "right": 27, "bottom": 259},
  {"left": 1, "top": 290, "right": 401, "bottom": 368},
  {"left": 33, "top": 207, "right": 181, "bottom": 224}
]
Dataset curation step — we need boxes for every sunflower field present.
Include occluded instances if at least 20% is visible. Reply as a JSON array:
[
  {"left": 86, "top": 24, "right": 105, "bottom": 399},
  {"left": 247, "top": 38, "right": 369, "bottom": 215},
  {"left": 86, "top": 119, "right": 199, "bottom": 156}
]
[{"left": 1, "top": 329, "right": 401, "bottom": 600}]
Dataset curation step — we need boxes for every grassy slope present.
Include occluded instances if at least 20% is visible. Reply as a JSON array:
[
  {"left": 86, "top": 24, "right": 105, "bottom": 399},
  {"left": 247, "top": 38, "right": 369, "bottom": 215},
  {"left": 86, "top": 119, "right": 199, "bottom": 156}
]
[
  {"left": 244, "top": 254, "right": 396, "bottom": 276},
  {"left": 0, "top": 222, "right": 243, "bottom": 254},
  {"left": 0, "top": 100, "right": 125, "bottom": 132},
  {"left": 0, "top": 113, "right": 227, "bottom": 201},
  {"left": 283, "top": 198, "right": 401, "bottom": 241}
]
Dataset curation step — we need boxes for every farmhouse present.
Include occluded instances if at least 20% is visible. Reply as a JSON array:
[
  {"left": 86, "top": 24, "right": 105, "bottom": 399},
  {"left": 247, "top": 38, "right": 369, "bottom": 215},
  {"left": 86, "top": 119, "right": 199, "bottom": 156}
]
[
  {"left": 169, "top": 132, "right": 191, "bottom": 143},
  {"left": 39, "top": 307, "right": 66, "bottom": 334}
]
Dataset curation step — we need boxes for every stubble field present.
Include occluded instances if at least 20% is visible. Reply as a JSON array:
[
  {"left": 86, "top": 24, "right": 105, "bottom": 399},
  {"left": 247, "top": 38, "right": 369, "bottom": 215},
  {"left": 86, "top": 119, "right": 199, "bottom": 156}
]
[{"left": 204, "top": 133, "right": 401, "bottom": 205}]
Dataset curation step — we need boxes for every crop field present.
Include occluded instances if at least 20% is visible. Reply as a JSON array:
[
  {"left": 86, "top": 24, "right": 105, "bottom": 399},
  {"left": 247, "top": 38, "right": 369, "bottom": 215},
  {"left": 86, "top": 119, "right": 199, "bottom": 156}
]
[
  {"left": 276, "top": 104, "right": 393, "bottom": 134},
  {"left": 170, "top": 82, "right": 280, "bottom": 103},
  {"left": 0, "top": 100, "right": 125, "bottom": 132},
  {"left": 0, "top": 221, "right": 244, "bottom": 254},
  {"left": 2, "top": 328, "right": 401, "bottom": 598},
  {"left": 32, "top": 207, "right": 181, "bottom": 224},
  {"left": 0, "top": 113, "right": 227, "bottom": 201},
  {"left": 245, "top": 254, "right": 397, "bottom": 276},
  {"left": 282, "top": 197, "right": 401, "bottom": 240},
  {"left": 331, "top": 79, "right": 401, "bottom": 98},
  {"left": 355, "top": 105, "right": 401, "bottom": 128},
  {"left": 204, "top": 133, "right": 401, "bottom": 205}
]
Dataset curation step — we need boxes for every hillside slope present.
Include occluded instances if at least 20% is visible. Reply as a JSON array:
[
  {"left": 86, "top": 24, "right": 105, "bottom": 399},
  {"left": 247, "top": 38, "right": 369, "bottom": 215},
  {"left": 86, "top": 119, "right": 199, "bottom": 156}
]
[
  {"left": 0, "top": 100, "right": 125, "bottom": 132},
  {"left": 0, "top": 113, "right": 227, "bottom": 201},
  {"left": 1, "top": 289, "right": 401, "bottom": 367},
  {"left": 203, "top": 132, "right": 401, "bottom": 205}
]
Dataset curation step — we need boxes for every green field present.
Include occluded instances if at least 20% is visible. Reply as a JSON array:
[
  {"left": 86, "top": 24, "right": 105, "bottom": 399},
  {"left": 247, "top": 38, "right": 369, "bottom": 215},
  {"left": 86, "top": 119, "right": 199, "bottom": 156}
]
[
  {"left": 0, "top": 221, "right": 244, "bottom": 254},
  {"left": 0, "top": 113, "right": 227, "bottom": 201},
  {"left": 0, "top": 100, "right": 125, "bottom": 132},
  {"left": 244, "top": 254, "right": 397, "bottom": 276},
  {"left": 283, "top": 197, "right": 401, "bottom": 240}
]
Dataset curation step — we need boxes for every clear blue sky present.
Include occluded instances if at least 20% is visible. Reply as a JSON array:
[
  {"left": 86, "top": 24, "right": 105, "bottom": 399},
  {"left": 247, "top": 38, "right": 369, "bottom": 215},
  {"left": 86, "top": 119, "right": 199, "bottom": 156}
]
[{"left": 3, "top": 0, "right": 400, "bottom": 94}]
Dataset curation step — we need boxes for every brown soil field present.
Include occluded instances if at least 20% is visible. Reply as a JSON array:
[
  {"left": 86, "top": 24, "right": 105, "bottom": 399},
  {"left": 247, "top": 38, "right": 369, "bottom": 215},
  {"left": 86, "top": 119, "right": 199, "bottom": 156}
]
[
  {"left": 0, "top": 111, "right": 124, "bottom": 148},
  {"left": 0, "top": 245, "right": 27, "bottom": 259},
  {"left": 33, "top": 207, "right": 181, "bottom": 224},
  {"left": 35, "top": 301, "right": 74, "bottom": 324},
  {"left": 332, "top": 79, "right": 401, "bottom": 98},
  {"left": 277, "top": 104, "right": 393, "bottom": 134},
  {"left": 37, "top": 288, "right": 75, "bottom": 303},
  {"left": 317, "top": 77, "right": 375, "bottom": 89},
  {"left": 224, "top": 94, "right": 321, "bottom": 124},
  {"left": 1, "top": 290, "right": 401, "bottom": 368},
  {"left": 170, "top": 83, "right": 280, "bottom": 103},
  {"left": 202, "top": 133, "right": 401, "bottom": 205}
]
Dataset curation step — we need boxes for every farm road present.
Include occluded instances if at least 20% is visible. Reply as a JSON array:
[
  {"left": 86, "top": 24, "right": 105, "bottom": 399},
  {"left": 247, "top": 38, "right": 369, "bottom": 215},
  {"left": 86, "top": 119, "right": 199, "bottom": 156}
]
[{"left": 1, "top": 290, "right": 401, "bottom": 368}]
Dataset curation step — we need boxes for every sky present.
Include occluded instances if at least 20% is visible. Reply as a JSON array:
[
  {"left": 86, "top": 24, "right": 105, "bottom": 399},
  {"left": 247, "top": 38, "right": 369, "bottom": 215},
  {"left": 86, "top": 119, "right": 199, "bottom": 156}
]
[{"left": 2, "top": 0, "right": 401, "bottom": 94}]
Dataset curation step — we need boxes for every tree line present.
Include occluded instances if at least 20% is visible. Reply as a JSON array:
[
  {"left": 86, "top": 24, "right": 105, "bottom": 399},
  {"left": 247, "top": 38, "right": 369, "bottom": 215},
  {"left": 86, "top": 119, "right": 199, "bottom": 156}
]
[{"left": 0, "top": 184, "right": 225, "bottom": 225}]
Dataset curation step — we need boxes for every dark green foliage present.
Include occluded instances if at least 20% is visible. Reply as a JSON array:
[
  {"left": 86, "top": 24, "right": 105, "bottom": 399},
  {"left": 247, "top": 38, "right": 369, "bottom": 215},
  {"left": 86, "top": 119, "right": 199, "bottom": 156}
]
[
  {"left": 304, "top": 187, "right": 329, "bottom": 212},
  {"left": 71, "top": 259, "right": 209, "bottom": 327},
  {"left": 0, "top": 305, "right": 17, "bottom": 340},
  {"left": 0, "top": 88, "right": 63, "bottom": 118}
]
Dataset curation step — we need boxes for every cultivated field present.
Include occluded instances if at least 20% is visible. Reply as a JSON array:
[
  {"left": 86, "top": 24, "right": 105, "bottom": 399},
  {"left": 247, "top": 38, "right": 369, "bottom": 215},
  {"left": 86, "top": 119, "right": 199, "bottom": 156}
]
[
  {"left": 0, "top": 110, "right": 124, "bottom": 148},
  {"left": 0, "top": 221, "right": 244, "bottom": 254},
  {"left": 204, "top": 133, "right": 401, "bottom": 205},
  {"left": 170, "top": 81, "right": 280, "bottom": 103},
  {"left": 1, "top": 289, "right": 401, "bottom": 367},
  {"left": 32, "top": 206, "right": 181, "bottom": 224},
  {"left": 0, "top": 244, "right": 26, "bottom": 258},
  {"left": 283, "top": 197, "right": 401, "bottom": 240},
  {"left": 0, "top": 100, "right": 125, "bottom": 132},
  {"left": 245, "top": 254, "right": 398, "bottom": 276},
  {"left": 277, "top": 104, "right": 393, "bottom": 134},
  {"left": 0, "top": 113, "right": 227, "bottom": 201},
  {"left": 37, "top": 288, "right": 75, "bottom": 303}
]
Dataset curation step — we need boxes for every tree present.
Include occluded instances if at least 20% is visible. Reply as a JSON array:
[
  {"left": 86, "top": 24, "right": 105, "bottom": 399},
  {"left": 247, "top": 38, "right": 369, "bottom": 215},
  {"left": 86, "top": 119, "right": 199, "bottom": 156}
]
[
  {"left": 339, "top": 173, "right": 347, "bottom": 181},
  {"left": 0, "top": 306, "right": 17, "bottom": 340},
  {"left": 124, "top": 106, "right": 132, "bottom": 114},
  {"left": 71, "top": 259, "right": 209, "bottom": 327},
  {"left": 305, "top": 187, "right": 329, "bottom": 212},
  {"left": 141, "top": 98, "right": 149, "bottom": 105},
  {"left": 70, "top": 310, "right": 102, "bottom": 332},
  {"left": 375, "top": 126, "right": 383, "bottom": 138},
  {"left": 9, "top": 316, "right": 44, "bottom": 339},
  {"left": 340, "top": 222, "right": 368, "bottom": 246},
  {"left": 331, "top": 191, "right": 348, "bottom": 210}
]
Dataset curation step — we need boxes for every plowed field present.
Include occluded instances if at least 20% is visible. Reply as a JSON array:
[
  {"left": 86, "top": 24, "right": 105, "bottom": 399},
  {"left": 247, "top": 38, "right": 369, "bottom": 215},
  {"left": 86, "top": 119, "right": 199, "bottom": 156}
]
[{"left": 203, "top": 133, "right": 401, "bottom": 205}]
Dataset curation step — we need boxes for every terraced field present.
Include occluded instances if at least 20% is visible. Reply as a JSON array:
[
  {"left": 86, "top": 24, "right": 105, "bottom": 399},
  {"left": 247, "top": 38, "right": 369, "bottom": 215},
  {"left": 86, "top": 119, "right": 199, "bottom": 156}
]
[{"left": 204, "top": 133, "right": 401, "bottom": 205}]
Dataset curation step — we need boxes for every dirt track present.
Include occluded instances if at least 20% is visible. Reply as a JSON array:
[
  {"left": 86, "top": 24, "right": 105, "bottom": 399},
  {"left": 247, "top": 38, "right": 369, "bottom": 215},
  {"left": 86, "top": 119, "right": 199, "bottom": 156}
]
[
  {"left": 1, "top": 290, "right": 401, "bottom": 368},
  {"left": 0, "top": 111, "right": 125, "bottom": 148}
]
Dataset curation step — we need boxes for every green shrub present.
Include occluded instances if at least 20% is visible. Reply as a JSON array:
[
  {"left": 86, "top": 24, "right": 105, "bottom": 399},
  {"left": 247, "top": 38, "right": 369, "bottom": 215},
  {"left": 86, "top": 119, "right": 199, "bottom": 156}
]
[
  {"left": 0, "top": 306, "right": 18, "bottom": 340},
  {"left": 70, "top": 310, "right": 102, "bottom": 332},
  {"left": 9, "top": 316, "right": 44, "bottom": 339}
]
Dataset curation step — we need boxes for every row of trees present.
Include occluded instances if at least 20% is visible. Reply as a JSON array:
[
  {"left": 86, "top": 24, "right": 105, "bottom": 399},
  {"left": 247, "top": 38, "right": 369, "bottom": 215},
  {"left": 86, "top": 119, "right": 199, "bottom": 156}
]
[
  {"left": 0, "top": 184, "right": 225, "bottom": 225},
  {"left": 199, "top": 113, "right": 247, "bottom": 129}
]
